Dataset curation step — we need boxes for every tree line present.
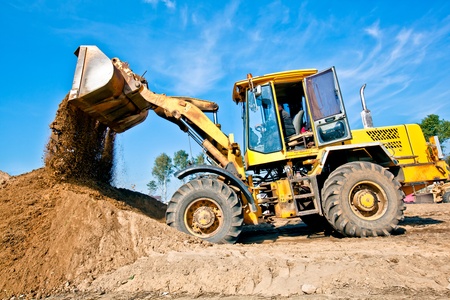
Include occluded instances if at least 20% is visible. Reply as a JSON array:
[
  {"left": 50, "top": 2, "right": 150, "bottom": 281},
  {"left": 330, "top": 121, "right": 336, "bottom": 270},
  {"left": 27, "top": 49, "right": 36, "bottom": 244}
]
[{"left": 147, "top": 150, "right": 205, "bottom": 202}]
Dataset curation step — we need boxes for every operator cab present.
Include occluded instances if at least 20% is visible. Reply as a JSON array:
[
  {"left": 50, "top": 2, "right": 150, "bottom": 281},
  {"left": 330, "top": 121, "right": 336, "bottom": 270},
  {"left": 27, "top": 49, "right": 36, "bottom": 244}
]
[{"left": 234, "top": 67, "right": 352, "bottom": 169}]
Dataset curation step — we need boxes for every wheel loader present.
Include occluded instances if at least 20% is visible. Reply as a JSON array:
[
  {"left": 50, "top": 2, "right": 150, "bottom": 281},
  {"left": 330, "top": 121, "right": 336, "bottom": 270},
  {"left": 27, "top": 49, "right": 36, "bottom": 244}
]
[{"left": 67, "top": 45, "right": 450, "bottom": 243}]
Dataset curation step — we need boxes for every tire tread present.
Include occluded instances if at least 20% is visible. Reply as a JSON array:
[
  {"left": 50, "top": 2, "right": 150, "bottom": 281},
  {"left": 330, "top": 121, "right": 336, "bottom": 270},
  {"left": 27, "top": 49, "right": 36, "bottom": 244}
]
[{"left": 322, "top": 162, "right": 404, "bottom": 237}]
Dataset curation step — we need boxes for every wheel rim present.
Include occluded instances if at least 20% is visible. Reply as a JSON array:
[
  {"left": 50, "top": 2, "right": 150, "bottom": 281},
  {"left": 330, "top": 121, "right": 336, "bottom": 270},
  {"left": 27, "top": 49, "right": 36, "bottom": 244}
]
[
  {"left": 349, "top": 181, "right": 388, "bottom": 220},
  {"left": 184, "top": 198, "right": 223, "bottom": 238}
]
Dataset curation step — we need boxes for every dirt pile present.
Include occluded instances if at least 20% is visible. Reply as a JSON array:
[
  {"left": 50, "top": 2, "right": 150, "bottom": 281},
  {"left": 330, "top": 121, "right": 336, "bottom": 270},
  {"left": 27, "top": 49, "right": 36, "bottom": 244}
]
[
  {"left": 0, "top": 171, "right": 9, "bottom": 188},
  {"left": 0, "top": 169, "right": 207, "bottom": 299}
]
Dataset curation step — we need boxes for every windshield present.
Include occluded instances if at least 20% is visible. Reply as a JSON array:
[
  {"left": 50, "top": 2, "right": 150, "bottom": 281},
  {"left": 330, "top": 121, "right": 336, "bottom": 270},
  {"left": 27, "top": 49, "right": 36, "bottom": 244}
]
[{"left": 247, "top": 84, "right": 282, "bottom": 153}]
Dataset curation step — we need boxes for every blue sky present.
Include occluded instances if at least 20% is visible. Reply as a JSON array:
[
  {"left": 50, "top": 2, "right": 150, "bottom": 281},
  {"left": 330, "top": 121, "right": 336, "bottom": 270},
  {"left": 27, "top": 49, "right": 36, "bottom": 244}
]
[{"left": 1, "top": 0, "right": 449, "bottom": 196}]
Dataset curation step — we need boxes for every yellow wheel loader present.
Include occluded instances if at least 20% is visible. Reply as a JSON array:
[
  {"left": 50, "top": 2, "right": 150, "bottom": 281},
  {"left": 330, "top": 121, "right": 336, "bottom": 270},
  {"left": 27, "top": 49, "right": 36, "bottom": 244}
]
[{"left": 67, "top": 45, "right": 450, "bottom": 243}]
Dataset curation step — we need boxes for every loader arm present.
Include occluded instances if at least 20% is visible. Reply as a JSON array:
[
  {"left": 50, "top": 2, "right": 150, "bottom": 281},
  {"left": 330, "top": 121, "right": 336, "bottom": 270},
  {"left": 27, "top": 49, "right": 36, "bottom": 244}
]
[{"left": 68, "top": 45, "right": 245, "bottom": 178}]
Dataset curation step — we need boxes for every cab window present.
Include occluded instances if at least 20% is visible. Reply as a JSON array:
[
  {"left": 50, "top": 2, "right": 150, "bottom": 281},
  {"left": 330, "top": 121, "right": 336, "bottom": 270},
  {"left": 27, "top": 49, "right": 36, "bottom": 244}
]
[{"left": 247, "top": 84, "right": 282, "bottom": 153}]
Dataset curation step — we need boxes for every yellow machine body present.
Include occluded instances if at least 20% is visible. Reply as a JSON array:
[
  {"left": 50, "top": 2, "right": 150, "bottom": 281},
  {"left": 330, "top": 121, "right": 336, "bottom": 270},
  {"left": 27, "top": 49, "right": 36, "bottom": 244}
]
[{"left": 65, "top": 45, "right": 450, "bottom": 243}]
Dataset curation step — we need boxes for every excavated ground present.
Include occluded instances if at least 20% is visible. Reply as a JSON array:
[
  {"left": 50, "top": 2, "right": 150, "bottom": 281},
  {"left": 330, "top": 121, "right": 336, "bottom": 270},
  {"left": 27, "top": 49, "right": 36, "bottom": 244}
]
[
  {"left": 1, "top": 170, "right": 450, "bottom": 299},
  {"left": 1, "top": 97, "right": 450, "bottom": 299}
]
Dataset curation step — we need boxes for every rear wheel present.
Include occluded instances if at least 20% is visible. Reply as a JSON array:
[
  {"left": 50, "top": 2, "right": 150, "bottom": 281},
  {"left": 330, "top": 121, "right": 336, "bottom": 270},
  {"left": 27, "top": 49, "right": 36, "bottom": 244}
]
[
  {"left": 166, "top": 178, "right": 243, "bottom": 244},
  {"left": 322, "top": 162, "right": 405, "bottom": 237}
]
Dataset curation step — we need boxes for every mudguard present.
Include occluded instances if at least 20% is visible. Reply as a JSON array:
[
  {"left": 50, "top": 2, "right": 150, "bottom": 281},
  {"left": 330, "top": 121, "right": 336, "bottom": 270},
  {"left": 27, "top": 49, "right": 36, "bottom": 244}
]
[{"left": 175, "top": 164, "right": 257, "bottom": 212}]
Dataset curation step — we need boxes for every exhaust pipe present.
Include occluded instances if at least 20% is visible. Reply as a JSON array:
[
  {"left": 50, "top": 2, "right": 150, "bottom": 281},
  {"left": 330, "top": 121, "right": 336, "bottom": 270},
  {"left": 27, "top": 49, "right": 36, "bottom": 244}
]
[{"left": 360, "top": 84, "right": 373, "bottom": 128}]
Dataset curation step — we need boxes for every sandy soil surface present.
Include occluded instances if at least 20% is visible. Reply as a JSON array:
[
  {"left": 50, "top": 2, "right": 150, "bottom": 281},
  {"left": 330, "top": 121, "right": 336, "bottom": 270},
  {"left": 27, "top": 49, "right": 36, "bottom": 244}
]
[{"left": 1, "top": 169, "right": 450, "bottom": 300}]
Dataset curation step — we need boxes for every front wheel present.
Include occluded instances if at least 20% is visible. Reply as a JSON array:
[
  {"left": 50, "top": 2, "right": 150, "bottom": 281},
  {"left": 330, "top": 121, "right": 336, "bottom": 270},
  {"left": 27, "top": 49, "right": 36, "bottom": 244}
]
[
  {"left": 322, "top": 162, "right": 405, "bottom": 237},
  {"left": 166, "top": 178, "right": 243, "bottom": 244}
]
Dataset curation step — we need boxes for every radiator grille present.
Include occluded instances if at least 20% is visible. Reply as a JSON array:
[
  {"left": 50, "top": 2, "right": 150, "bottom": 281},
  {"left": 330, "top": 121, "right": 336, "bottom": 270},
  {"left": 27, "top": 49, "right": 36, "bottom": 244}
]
[
  {"left": 366, "top": 128, "right": 402, "bottom": 150},
  {"left": 381, "top": 140, "right": 403, "bottom": 149}
]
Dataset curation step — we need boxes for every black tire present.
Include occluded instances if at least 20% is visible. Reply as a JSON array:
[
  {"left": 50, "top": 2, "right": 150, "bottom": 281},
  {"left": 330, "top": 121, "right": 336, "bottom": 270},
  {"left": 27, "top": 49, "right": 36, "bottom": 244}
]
[
  {"left": 443, "top": 191, "right": 450, "bottom": 203},
  {"left": 166, "top": 178, "right": 243, "bottom": 244},
  {"left": 322, "top": 161, "right": 405, "bottom": 237}
]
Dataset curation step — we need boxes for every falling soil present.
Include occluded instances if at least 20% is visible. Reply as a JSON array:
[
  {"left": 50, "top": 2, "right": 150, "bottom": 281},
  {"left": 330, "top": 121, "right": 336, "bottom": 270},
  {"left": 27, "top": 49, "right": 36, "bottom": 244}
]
[
  {"left": 44, "top": 95, "right": 115, "bottom": 184},
  {"left": 1, "top": 97, "right": 450, "bottom": 299}
]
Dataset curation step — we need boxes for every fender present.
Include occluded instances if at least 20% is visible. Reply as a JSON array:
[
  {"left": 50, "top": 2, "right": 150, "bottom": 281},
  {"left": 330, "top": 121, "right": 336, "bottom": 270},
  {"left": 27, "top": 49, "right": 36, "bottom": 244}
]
[
  {"left": 175, "top": 164, "right": 257, "bottom": 212},
  {"left": 314, "top": 142, "right": 399, "bottom": 175}
]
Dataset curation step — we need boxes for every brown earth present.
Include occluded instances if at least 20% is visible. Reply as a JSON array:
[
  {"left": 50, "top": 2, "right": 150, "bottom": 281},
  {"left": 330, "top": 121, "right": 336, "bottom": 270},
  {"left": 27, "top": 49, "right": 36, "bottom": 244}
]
[
  {"left": 1, "top": 169, "right": 450, "bottom": 300},
  {"left": 0, "top": 169, "right": 207, "bottom": 299}
]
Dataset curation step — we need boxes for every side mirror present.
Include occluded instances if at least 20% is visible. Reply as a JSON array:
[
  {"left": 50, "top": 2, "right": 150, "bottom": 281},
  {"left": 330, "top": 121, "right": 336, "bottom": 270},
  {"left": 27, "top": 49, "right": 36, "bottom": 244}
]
[{"left": 252, "top": 85, "right": 262, "bottom": 97}]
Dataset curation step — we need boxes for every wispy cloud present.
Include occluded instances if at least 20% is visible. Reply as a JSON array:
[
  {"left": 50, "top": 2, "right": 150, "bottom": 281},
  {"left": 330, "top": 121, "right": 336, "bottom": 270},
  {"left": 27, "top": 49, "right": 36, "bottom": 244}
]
[
  {"left": 365, "top": 21, "right": 382, "bottom": 39},
  {"left": 140, "top": 1, "right": 241, "bottom": 96},
  {"left": 334, "top": 14, "right": 450, "bottom": 127},
  {"left": 143, "top": 0, "right": 175, "bottom": 9}
]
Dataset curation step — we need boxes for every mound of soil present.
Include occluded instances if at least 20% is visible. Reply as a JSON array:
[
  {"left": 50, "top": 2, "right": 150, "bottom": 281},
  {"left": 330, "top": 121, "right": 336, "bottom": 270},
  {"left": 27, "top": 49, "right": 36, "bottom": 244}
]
[
  {"left": 0, "top": 169, "right": 207, "bottom": 299},
  {"left": 0, "top": 171, "right": 9, "bottom": 188}
]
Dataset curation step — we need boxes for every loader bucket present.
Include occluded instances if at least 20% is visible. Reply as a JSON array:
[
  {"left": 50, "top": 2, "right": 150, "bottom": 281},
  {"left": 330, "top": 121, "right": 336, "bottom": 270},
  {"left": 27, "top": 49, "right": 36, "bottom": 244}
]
[{"left": 68, "top": 45, "right": 151, "bottom": 133}]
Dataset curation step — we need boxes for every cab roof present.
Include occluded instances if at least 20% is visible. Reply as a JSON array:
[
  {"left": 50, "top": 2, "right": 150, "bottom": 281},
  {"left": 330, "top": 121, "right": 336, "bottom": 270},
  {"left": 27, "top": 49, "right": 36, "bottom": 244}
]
[{"left": 232, "top": 69, "right": 317, "bottom": 103}]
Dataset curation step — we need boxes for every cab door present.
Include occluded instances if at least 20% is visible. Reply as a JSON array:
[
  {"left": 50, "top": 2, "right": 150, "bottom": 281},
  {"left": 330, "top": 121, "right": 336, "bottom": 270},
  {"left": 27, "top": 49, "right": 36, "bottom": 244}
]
[{"left": 303, "top": 67, "right": 352, "bottom": 147}]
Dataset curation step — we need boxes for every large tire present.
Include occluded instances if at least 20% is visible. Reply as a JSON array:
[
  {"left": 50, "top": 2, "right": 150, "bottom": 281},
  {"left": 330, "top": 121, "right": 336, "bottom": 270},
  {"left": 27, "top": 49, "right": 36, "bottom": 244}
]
[
  {"left": 166, "top": 178, "right": 243, "bottom": 244},
  {"left": 322, "top": 162, "right": 405, "bottom": 237}
]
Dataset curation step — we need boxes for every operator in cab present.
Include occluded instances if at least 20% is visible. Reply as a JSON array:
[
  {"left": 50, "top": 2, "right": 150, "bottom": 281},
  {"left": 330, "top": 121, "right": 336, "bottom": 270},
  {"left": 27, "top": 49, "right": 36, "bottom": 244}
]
[{"left": 278, "top": 103, "right": 296, "bottom": 138}]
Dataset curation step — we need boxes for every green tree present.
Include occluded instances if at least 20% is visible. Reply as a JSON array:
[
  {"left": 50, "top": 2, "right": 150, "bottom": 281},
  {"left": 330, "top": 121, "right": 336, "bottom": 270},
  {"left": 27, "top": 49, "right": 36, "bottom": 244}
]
[
  {"left": 173, "top": 150, "right": 190, "bottom": 171},
  {"left": 195, "top": 152, "right": 206, "bottom": 165},
  {"left": 151, "top": 153, "right": 174, "bottom": 203},
  {"left": 419, "top": 114, "right": 450, "bottom": 152},
  {"left": 147, "top": 180, "right": 157, "bottom": 196},
  {"left": 173, "top": 150, "right": 190, "bottom": 183},
  {"left": 147, "top": 150, "right": 208, "bottom": 203}
]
